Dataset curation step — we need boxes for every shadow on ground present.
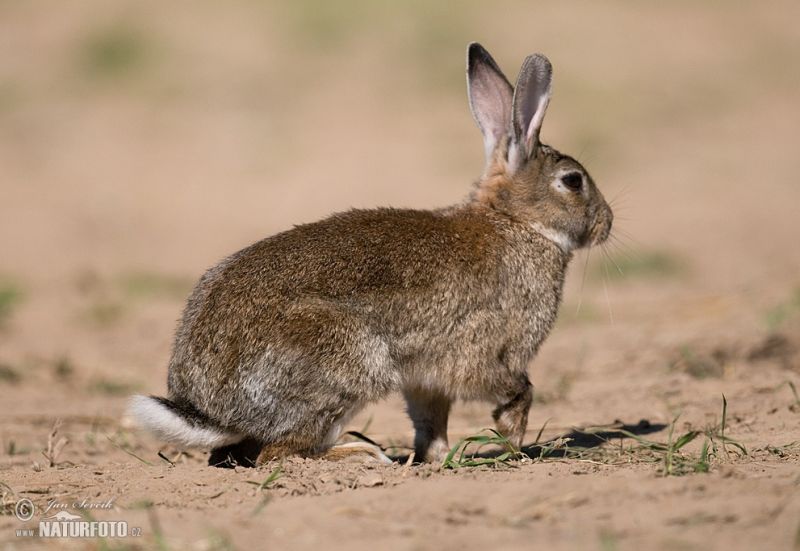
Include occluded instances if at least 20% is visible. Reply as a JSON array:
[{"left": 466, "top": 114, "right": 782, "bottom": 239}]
[
  {"left": 386, "top": 419, "right": 667, "bottom": 464},
  {"left": 520, "top": 419, "right": 667, "bottom": 459}
]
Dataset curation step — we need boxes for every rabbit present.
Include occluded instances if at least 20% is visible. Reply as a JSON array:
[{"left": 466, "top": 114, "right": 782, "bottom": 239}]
[{"left": 129, "top": 42, "right": 613, "bottom": 467}]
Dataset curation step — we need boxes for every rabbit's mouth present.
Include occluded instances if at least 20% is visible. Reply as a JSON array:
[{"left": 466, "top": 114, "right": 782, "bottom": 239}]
[{"left": 585, "top": 207, "right": 614, "bottom": 247}]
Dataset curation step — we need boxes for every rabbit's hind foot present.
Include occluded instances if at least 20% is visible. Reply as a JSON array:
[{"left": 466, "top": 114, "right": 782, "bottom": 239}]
[
  {"left": 320, "top": 442, "right": 392, "bottom": 464},
  {"left": 253, "top": 440, "right": 391, "bottom": 465}
]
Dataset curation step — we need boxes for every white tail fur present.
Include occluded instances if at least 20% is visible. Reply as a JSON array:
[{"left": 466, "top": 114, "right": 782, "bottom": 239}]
[{"left": 127, "top": 395, "right": 243, "bottom": 449}]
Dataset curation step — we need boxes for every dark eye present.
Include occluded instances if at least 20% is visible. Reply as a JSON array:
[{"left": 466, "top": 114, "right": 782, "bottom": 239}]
[{"left": 561, "top": 172, "right": 583, "bottom": 192}]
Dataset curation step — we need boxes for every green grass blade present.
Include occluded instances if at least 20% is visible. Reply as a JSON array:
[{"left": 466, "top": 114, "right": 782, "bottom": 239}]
[{"left": 673, "top": 431, "right": 700, "bottom": 451}]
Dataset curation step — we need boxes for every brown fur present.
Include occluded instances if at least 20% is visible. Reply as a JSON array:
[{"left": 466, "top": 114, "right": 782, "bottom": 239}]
[{"left": 131, "top": 43, "right": 613, "bottom": 466}]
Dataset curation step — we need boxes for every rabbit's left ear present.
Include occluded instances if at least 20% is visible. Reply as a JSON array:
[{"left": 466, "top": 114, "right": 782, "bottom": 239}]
[
  {"left": 467, "top": 43, "right": 514, "bottom": 165},
  {"left": 509, "top": 54, "right": 552, "bottom": 171}
]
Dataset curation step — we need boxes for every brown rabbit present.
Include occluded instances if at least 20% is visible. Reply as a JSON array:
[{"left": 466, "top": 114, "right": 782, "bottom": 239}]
[{"left": 129, "top": 43, "right": 613, "bottom": 467}]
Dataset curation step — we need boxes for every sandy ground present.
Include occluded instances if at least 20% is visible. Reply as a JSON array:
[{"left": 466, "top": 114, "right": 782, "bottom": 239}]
[{"left": 1, "top": 2, "right": 799, "bottom": 550}]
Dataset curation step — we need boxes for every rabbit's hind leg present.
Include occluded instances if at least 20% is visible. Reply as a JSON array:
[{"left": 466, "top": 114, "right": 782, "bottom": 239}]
[
  {"left": 254, "top": 404, "right": 378, "bottom": 465},
  {"left": 255, "top": 440, "right": 305, "bottom": 465},
  {"left": 314, "top": 404, "right": 392, "bottom": 463},
  {"left": 254, "top": 437, "right": 391, "bottom": 465}
]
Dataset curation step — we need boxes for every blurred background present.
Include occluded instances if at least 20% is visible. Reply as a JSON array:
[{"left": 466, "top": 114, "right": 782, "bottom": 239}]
[
  {"left": 1, "top": 3, "right": 799, "bottom": 549},
  {"left": 0, "top": 0, "right": 799, "bottom": 438}
]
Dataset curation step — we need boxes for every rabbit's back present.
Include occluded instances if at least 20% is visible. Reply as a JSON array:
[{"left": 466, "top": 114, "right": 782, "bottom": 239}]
[
  {"left": 174, "top": 206, "right": 504, "bottom": 349},
  {"left": 166, "top": 208, "right": 499, "bottom": 428},
  {"left": 226, "top": 206, "right": 502, "bottom": 299},
  {"left": 165, "top": 206, "right": 565, "bottom": 441}
]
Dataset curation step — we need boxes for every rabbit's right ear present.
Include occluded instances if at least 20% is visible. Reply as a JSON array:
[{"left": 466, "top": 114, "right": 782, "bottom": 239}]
[
  {"left": 508, "top": 54, "right": 552, "bottom": 172},
  {"left": 467, "top": 43, "right": 513, "bottom": 164}
]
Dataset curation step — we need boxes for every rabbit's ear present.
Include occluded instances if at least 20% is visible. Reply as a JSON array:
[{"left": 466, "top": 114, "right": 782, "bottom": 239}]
[
  {"left": 467, "top": 43, "right": 513, "bottom": 163},
  {"left": 509, "top": 54, "right": 552, "bottom": 171}
]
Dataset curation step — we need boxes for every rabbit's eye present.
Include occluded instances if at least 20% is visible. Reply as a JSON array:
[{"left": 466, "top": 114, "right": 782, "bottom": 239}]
[{"left": 561, "top": 172, "right": 583, "bottom": 192}]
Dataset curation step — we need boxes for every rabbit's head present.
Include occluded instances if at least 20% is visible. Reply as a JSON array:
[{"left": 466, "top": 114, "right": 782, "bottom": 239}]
[{"left": 467, "top": 43, "right": 612, "bottom": 252}]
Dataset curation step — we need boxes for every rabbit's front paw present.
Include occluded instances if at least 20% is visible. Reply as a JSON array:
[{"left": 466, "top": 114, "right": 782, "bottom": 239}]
[{"left": 492, "top": 380, "right": 533, "bottom": 448}]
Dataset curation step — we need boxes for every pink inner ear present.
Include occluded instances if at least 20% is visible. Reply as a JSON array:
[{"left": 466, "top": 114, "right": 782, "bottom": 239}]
[
  {"left": 470, "top": 65, "right": 513, "bottom": 144},
  {"left": 525, "top": 93, "right": 551, "bottom": 151}
]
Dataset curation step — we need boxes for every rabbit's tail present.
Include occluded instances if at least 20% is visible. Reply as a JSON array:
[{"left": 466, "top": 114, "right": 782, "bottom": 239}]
[{"left": 127, "top": 395, "right": 244, "bottom": 449}]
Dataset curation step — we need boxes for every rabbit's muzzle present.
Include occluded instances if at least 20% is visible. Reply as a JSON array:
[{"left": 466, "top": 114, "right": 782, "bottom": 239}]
[{"left": 587, "top": 203, "right": 614, "bottom": 247}]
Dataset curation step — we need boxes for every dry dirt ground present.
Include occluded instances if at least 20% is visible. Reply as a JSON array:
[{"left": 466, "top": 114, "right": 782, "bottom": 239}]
[{"left": 1, "top": 2, "right": 799, "bottom": 550}]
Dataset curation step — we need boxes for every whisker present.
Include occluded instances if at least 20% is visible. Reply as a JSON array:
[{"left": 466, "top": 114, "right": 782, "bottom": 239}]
[
  {"left": 608, "top": 203, "right": 632, "bottom": 215},
  {"left": 576, "top": 247, "right": 592, "bottom": 315},
  {"left": 607, "top": 243, "right": 640, "bottom": 266},
  {"left": 576, "top": 144, "right": 589, "bottom": 164},
  {"left": 608, "top": 198, "right": 631, "bottom": 207},
  {"left": 606, "top": 242, "right": 637, "bottom": 266},
  {"left": 611, "top": 228, "right": 645, "bottom": 249},
  {"left": 608, "top": 234, "right": 639, "bottom": 258},
  {"left": 613, "top": 226, "right": 637, "bottom": 238},
  {"left": 602, "top": 257, "right": 615, "bottom": 325},
  {"left": 601, "top": 244, "right": 624, "bottom": 277},
  {"left": 608, "top": 184, "right": 633, "bottom": 205}
]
